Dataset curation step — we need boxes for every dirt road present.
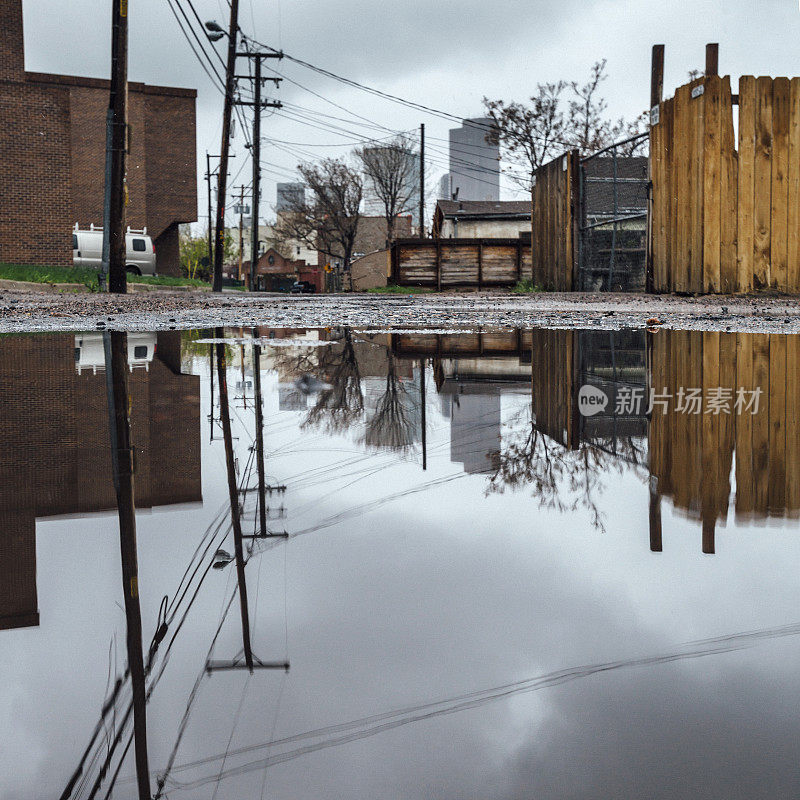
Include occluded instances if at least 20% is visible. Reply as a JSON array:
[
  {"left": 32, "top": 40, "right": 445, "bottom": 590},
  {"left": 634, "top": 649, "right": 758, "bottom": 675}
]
[{"left": 0, "top": 290, "right": 798, "bottom": 333}]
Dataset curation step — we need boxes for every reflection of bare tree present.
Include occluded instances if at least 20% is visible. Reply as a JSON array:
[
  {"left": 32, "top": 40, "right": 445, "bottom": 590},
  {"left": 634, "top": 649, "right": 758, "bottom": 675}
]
[
  {"left": 362, "top": 353, "right": 416, "bottom": 452},
  {"left": 303, "top": 330, "right": 364, "bottom": 434},
  {"left": 487, "top": 406, "right": 621, "bottom": 531}
]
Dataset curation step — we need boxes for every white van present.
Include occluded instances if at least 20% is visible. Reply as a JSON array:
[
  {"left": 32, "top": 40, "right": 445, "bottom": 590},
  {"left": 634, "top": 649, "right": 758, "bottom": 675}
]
[{"left": 72, "top": 223, "right": 157, "bottom": 275}]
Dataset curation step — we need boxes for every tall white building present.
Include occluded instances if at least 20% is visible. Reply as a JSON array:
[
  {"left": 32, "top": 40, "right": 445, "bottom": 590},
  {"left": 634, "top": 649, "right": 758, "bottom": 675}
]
[{"left": 445, "top": 118, "right": 500, "bottom": 202}]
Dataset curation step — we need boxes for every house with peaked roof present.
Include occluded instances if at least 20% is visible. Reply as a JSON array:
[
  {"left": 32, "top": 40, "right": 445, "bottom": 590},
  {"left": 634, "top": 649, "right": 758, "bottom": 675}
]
[{"left": 432, "top": 200, "right": 530, "bottom": 240}]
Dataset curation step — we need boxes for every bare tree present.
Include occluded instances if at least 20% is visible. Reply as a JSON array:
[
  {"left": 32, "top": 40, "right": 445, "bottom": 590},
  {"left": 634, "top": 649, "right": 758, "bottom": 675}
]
[
  {"left": 484, "top": 82, "right": 567, "bottom": 191},
  {"left": 484, "top": 82, "right": 567, "bottom": 259},
  {"left": 302, "top": 330, "right": 364, "bottom": 434},
  {"left": 362, "top": 352, "right": 417, "bottom": 452},
  {"left": 274, "top": 158, "right": 363, "bottom": 291},
  {"left": 355, "top": 137, "right": 418, "bottom": 247}
]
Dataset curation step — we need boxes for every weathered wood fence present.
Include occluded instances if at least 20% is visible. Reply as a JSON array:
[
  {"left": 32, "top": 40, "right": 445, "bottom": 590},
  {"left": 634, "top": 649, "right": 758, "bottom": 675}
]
[
  {"left": 651, "top": 75, "right": 800, "bottom": 293},
  {"left": 390, "top": 238, "right": 530, "bottom": 289},
  {"left": 532, "top": 151, "right": 579, "bottom": 290}
]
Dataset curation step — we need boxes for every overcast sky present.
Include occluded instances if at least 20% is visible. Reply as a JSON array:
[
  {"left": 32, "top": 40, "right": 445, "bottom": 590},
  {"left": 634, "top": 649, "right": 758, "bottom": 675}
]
[{"left": 19, "top": 0, "right": 800, "bottom": 226}]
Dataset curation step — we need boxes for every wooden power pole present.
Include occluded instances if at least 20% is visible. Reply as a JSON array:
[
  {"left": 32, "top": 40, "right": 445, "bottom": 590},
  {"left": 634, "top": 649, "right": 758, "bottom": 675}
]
[
  {"left": 107, "top": 0, "right": 129, "bottom": 294},
  {"left": 211, "top": 0, "right": 241, "bottom": 293},
  {"left": 419, "top": 123, "right": 425, "bottom": 238}
]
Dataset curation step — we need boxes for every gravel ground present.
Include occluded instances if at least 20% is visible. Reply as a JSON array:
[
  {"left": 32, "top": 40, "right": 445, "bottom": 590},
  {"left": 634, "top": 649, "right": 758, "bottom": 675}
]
[{"left": 0, "top": 289, "right": 799, "bottom": 333}]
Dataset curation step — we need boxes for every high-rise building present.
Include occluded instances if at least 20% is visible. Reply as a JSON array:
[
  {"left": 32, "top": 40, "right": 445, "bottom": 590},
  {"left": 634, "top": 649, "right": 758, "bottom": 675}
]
[
  {"left": 276, "top": 182, "right": 305, "bottom": 212},
  {"left": 446, "top": 118, "right": 500, "bottom": 202}
]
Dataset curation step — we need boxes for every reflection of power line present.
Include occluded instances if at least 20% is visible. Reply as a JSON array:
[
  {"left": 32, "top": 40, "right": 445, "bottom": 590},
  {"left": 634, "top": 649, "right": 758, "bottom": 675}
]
[{"left": 162, "top": 618, "right": 800, "bottom": 791}]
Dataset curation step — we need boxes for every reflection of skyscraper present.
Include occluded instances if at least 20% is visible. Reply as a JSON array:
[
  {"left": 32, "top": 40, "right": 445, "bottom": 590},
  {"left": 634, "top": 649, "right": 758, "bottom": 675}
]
[
  {"left": 447, "top": 392, "right": 502, "bottom": 475},
  {"left": 0, "top": 332, "right": 202, "bottom": 631},
  {"left": 446, "top": 118, "right": 500, "bottom": 202}
]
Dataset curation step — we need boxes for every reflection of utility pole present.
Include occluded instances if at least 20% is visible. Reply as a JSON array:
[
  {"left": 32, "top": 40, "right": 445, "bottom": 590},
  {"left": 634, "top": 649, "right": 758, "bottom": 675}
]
[
  {"left": 213, "top": 328, "right": 289, "bottom": 674},
  {"left": 420, "top": 357, "right": 427, "bottom": 470},
  {"left": 239, "top": 343, "right": 247, "bottom": 409},
  {"left": 103, "top": 331, "right": 151, "bottom": 800},
  {"left": 247, "top": 328, "right": 289, "bottom": 540},
  {"left": 216, "top": 329, "right": 254, "bottom": 671},
  {"left": 209, "top": 341, "right": 215, "bottom": 442}
]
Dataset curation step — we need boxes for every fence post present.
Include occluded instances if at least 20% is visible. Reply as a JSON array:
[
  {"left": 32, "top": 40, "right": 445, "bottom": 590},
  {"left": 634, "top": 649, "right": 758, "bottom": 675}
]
[{"left": 647, "top": 45, "right": 665, "bottom": 293}]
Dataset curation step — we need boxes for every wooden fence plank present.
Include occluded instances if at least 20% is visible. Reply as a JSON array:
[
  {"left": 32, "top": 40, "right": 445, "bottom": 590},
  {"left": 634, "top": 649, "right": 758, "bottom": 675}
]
[
  {"left": 787, "top": 78, "right": 800, "bottom": 292},
  {"left": 771, "top": 78, "right": 790, "bottom": 290},
  {"left": 737, "top": 76, "right": 756, "bottom": 292},
  {"left": 674, "top": 84, "right": 691, "bottom": 292},
  {"left": 753, "top": 77, "right": 773, "bottom": 289},
  {"left": 720, "top": 77, "right": 738, "bottom": 293},
  {"left": 690, "top": 78, "right": 706, "bottom": 293},
  {"left": 703, "top": 76, "right": 721, "bottom": 292}
]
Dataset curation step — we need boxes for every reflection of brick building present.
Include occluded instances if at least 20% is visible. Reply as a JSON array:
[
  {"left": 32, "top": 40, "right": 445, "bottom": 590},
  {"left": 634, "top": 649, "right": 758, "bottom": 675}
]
[
  {"left": 0, "top": 332, "right": 201, "bottom": 631},
  {"left": 0, "top": 0, "right": 197, "bottom": 274}
]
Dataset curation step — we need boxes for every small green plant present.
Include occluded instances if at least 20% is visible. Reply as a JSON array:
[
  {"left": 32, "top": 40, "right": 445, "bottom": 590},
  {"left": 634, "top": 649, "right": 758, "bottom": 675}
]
[
  {"left": 366, "top": 285, "right": 432, "bottom": 295},
  {"left": 511, "top": 278, "right": 542, "bottom": 294}
]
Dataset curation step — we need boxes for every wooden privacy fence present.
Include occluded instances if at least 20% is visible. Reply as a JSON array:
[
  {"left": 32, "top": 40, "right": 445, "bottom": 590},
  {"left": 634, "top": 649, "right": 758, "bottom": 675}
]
[
  {"left": 390, "top": 238, "right": 530, "bottom": 289},
  {"left": 651, "top": 75, "right": 800, "bottom": 293},
  {"left": 532, "top": 151, "right": 579, "bottom": 290}
]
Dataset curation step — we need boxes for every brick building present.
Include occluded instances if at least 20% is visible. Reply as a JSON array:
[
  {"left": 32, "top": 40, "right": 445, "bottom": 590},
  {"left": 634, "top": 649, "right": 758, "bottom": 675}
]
[
  {"left": 241, "top": 247, "right": 323, "bottom": 292},
  {"left": 0, "top": 0, "right": 197, "bottom": 274},
  {"left": 0, "top": 332, "right": 201, "bottom": 632}
]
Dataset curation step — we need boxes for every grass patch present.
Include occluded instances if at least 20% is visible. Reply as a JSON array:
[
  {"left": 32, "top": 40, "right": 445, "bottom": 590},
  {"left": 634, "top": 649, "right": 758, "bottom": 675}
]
[
  {"left": 0, "top": 263, "right": 210, "bottom": 291},
  {"left": 367, "top": 285, "right": 432, "bottom": 295},
  {"left": 0, "top": 262, "right": 100, "bottom": 289},
  {"left": 511, "top": 278, "right": 542, "bottom": 294}
]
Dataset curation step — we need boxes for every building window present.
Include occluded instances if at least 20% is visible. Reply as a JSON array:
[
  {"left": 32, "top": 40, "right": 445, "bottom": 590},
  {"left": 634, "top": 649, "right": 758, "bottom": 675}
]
[
  {"left": 133, "top": 345, "right": 148, "bottom": 359},
  {"left": 132, "top": 239, "right": 147, "bottom": 252},
  {"left": 72, "top": 235, "right": 78, "bottom": 250}
]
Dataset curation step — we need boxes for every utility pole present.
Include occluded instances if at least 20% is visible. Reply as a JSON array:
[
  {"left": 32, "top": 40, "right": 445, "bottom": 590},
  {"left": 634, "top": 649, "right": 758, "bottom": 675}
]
[
  {"left": 419, "top": 123, "right": 425, "bottom": 238},
  {"left": 104, "top": 331, "right": 151, "bottom": 800},
  {"left": 250, "top": 54, "right": 262, "bottom": 292},
  {"left": 206, "top": 152, "right": 214, "bottom": 271},
  {"left": 234, "top": 50, "right": 282, "bottom": 292},
  {"left": 237, "top": 185, "right": 245, "bottom": 281},
  {"left": 107, "top": 0, "right": 129, "bottom": 294},
  {"left": 211, "top": 0, "right": 240, "bottom": 293}
]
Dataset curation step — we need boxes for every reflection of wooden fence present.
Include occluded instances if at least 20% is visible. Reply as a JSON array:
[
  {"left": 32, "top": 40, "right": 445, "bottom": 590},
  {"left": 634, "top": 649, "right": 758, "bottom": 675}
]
[
  {"left": 391, "top": 331, "right": 531, "bottom": 358},
  {"left": 651, "top": 75, "right": 800, "bottom": 293},
  {"left": 530, "top": 329, "right": 579, "bottom": 449},
  {"left": 649, "top": 332, "right": 800, "bottom": 550},
  {"left": 532, "top": 151, "right": 579, "bottom": 291},
  {"left": 390, "top": 238, "right": 529, "bottom": 289}
]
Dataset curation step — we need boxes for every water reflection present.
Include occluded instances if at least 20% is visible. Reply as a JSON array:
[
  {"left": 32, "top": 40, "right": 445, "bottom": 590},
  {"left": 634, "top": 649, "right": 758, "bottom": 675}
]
[{"left": 3, "top": 325, "right": 800, "bottom": 799}]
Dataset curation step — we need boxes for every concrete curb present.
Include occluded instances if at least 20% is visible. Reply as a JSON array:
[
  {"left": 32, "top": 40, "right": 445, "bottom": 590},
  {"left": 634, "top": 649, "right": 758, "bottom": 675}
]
[{"left": 0, "top": 279, "right": 89, "bottom": 293}]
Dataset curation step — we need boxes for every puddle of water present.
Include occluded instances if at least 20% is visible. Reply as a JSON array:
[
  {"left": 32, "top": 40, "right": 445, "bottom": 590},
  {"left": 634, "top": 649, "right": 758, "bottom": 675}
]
[{"left": 2, "top": 326, "right": 800, "bottom": 799}]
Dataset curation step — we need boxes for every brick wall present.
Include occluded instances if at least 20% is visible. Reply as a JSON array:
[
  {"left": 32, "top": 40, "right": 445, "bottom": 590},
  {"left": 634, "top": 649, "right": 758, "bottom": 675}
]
[
  {"left": 0, "top": 0, "right": 197, "bottom": 270},
  {"left": 0, "top": 0, "right": 23, "bottom": 81},
  {"left": 0, "top": 82, "right": 73, "bottom": 265}
]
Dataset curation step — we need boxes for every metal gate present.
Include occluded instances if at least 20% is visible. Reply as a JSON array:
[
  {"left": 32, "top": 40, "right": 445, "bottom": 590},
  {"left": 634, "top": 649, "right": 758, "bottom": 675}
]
[{"left": 578, "top": 132, "right": 650, "bottom": 291}]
